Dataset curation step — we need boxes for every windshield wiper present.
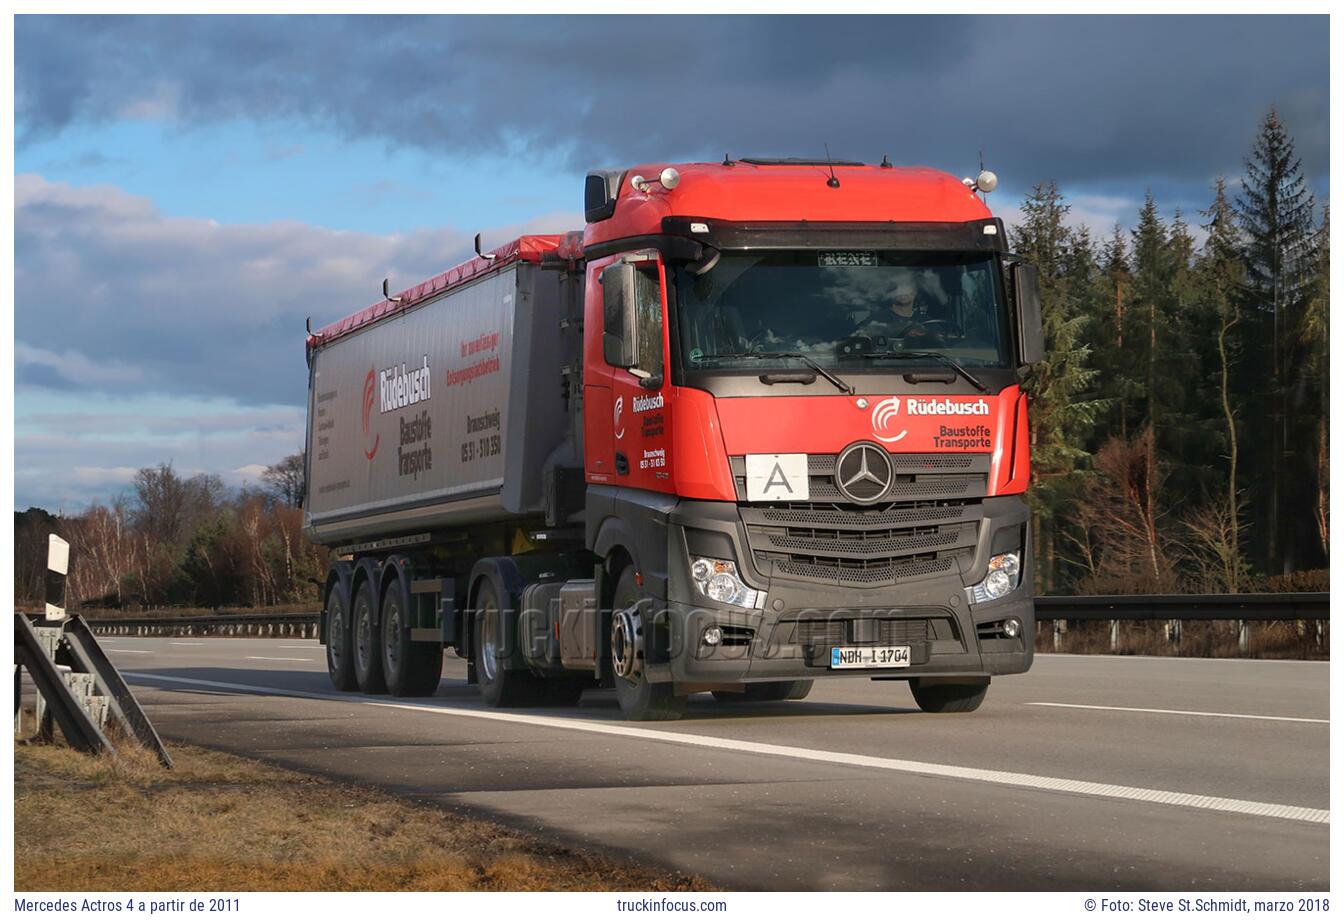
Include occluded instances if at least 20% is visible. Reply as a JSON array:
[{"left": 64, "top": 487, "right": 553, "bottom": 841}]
[
  {"left": 859, "top": 350, "right": 989, "bottom": 393},
  {"left": 702, "top": 351, "right": 855, "bottom": 395}
]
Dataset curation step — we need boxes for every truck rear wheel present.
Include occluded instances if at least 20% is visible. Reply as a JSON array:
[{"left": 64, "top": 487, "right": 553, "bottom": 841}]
[
  {"left": 611, "top": 567, "right": 686, "bottom": 722},
  {"left": 712, "top": 680, "right": 813, "bottom": 703},
  {"left": 474, "top": 581, "right": 545, "bottom": 707},
  {"left": 351, "top": 580, "right": 386, "bottom": 694},
  {"left": 381, "top": 583, "right": 443, "bottom": 697},
  {"left": 910, "top": 678, "right": 988, "bottom": 713},
  {"left": 324, "top": 584, "right": 357, "bottom": 691}
]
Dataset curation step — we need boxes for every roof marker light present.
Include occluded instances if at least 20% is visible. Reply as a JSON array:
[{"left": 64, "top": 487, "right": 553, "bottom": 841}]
[
  {"left": 659, "top": 167, "right": 681, "bottom": 189},
  {"left": 975, "top": 170, "right": 998, "bottom": 193},
  {"left": 983, "top": 225, "right": 999, "bottom": 236},
  {"left": 690, "top": 222, "right": 709, "bottom": 234}
]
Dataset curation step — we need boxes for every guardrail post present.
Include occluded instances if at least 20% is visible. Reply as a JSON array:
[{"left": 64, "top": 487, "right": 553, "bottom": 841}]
[
  {"left": 1165, "top": 618, "right": 1181, "bottom": 649},
  {"left": 1052, "top": 619, "right": 1062, "bottom": 651},
  {"left": 1238, "top": 619, "right": 1250, "bottom": 654},
  {"left": 1109, "top": 619, "right": 1119, "bottom": 653}
]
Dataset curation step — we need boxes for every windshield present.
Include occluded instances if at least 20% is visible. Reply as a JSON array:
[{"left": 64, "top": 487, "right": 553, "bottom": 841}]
[{"left": 674, "top": 250, "right": 1011, "bottom": 372}]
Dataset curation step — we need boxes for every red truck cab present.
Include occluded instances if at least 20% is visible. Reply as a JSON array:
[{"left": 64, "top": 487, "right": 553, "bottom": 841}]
[{"left": 576, "top": 158, "right": 1042, "bottom": 718}]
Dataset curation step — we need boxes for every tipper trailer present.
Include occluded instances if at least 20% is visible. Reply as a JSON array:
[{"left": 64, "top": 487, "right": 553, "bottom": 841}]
[{"left": 304, "top": 157, "right": 1043, "bottom": 720}]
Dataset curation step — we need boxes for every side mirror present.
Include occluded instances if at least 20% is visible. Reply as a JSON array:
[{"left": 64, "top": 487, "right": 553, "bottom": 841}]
[
  {"left": 601, "top": 263, "right": 638, "bottom": 368},
  {"left": 1013, "top": 262, "right": 1044, "bottom": 366}
]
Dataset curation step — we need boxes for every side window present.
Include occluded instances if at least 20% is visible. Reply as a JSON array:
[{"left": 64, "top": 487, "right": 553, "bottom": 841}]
[{"left": 634, "top": 265, "right": 664, "bottom": 377}]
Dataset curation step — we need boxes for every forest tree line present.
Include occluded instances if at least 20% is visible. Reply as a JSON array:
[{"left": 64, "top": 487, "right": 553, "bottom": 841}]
[
  {"left": 14, "top": 454, "right": 325, "bottom": 609},
  {"left": 1017, "top": 109, "right": 1328, "bottom": 594},
  {"left": 14, "top": 110, "right": 1328, "bottom": 607}
]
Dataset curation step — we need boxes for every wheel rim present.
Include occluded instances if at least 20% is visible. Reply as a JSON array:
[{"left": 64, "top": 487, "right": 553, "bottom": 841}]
[
  {"left": 383, "top": 599, "right": 401, "bottom": 674},
  {"left": 328, "top": 605, "right": 344, "bottom": 668},
  {"left": 355, "top": 599, "right": 373, "bottom": 672},
  {"left": 611, "top": 607, "right": 642, "bottom": 685},
  {"left": 480, "top": 599, "right": 498, "bottom": 682}
]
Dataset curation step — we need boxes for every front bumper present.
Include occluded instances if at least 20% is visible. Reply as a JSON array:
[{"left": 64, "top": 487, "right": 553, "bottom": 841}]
[{"left": 659, "top": 497, "right": 1034, "bottom": 685}]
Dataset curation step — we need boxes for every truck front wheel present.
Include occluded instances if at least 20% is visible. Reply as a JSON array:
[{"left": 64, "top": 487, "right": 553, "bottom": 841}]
[
  {"left": 381, "top": 583, "right": 443, "bottom": 697},
  {"left": 909, "top": 678, "right": 988, "bottom": 713},
  {"left": 610, "top": 567, "right": 687, "bottom": 722},
  {"left": 324, "top": 584, "right": 357, "bottom": 691},
  {"left": 351, "top": 580, "right": 387, "bottom": 694}
]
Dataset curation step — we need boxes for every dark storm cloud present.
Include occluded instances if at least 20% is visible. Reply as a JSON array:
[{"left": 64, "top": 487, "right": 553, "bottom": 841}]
[{"left": 15, "top": 15, "right": 1329, "bottom": 188}]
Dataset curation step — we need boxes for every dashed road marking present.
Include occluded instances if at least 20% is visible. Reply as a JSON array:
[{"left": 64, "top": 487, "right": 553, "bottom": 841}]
[{"left": 123, "top": 672, "right": 1329, "bottom": 826}]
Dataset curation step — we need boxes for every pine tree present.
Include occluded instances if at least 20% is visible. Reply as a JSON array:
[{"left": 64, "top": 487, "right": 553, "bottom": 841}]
[
  {"left": 1011, "top": 182, "right": 1104, "bottom": 592},
  {"left": 1195, "top": 177, "right": 1250, "bottom": 589},
  {"left": 1235, "top": 108, "right": 1318, "bottom": 573},
  {"left": 1127, "top": 193, "right": 1173, "bottom": 530}
]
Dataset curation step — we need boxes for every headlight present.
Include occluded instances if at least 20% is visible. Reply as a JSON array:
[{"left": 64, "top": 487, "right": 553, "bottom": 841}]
[
  {"left": 689, "top": 556, "right": 762, "bottom": 609},
  {"left": 966, "top": 551, "right": 1022, "bottom": 604}
]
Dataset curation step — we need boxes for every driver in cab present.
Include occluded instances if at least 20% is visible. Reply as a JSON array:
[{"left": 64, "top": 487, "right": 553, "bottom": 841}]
[{"left": 856, "top": 272, "right": 944, "bottom": 347}]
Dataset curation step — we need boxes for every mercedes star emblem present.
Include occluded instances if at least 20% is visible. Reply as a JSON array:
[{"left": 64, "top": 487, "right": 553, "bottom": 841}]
[{"left": 834, "top": 442, "right": 894, "bottom": 504}]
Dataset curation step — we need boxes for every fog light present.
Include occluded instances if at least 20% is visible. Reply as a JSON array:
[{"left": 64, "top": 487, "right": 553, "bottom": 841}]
[
  {"left": 702, "top": 626, "right": 723, "bottom": 646},
  {"left": 1002, "top": 617, "right": 1022, "bottom": 638}
]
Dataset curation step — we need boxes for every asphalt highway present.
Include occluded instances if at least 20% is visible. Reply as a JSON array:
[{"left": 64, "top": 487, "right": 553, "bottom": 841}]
[{"left": 95, "top": 636, "right": 1328, "bottom": 890}]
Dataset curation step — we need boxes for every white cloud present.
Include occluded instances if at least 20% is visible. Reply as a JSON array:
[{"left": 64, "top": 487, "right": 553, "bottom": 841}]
[{"left": 15, "top": 341, "right": 144, "bottom": 386}]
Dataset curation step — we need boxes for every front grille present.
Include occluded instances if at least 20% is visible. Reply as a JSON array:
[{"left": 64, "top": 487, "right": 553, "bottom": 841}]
[
  {"left": 792, "top": 618, "right": 933, "bottom": 645},
  {"left": 735, "top": 452, "right": 988, "bottom": 587}
]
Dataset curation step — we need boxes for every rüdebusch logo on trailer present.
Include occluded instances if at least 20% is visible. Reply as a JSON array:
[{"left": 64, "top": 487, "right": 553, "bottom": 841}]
[{"left": 379, "top": 356, "right": 432, "bottom": 414}]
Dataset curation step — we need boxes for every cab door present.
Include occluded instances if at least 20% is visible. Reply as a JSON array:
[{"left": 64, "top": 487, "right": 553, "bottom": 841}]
[{"left": 596, "top": 252, "right": 673, "bottom": 494}]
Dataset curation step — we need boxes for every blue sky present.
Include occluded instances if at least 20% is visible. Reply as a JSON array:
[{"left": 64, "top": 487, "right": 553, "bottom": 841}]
[{"left": 14, "top": 14, "right": 1330, "bottom": 511}]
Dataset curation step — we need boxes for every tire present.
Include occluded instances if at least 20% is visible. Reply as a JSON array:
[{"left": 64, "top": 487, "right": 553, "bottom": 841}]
[
  {"left": 324, "top": 583, "right": 358, "bottom": 691},
  {"left": 910, "top": 678, "right": 988, "bottom": 713},
  {"left": 610, "top": 566, "right": 687, "bottom": 722},
  {"left": 351, "top": 579, "right": 386, "bottom": 694},
  {"left": 474, "top": 580, "right": 545, "bottom": 707},
  {"left": 712, "top": 680, "right": 813, "bottom": 703},
  {"left": 381, "top": 581, "right": 443, "bottom": 698}
]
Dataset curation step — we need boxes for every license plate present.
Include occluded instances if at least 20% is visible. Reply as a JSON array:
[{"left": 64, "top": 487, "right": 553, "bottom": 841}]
[{"left": 830, "top": 645, "right": 911, "bottom": 669}]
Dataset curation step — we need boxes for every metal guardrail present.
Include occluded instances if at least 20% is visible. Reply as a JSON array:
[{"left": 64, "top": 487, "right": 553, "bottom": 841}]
[
  {"left": 1034, "top": 593, "right": 1328, "bottom": 620},
  {"left": 1035, "top": 592, "right": 1328, "bottom": 652},
  {"left": 87, "top": 612, "right": 319, "bottom": 638},
  {"left": 80, "top": 593, "right": 1328, "bottom": 644}
]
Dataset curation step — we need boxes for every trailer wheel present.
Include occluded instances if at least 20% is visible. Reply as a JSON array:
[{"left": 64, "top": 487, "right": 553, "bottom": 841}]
[
  {"left": 473, "top": 580, "right": 544, "bottom": 707},
  {"left": 909, "top": 678, "right": 988, "bottom": 713},
  {"left": 351, "top": 580, "right": 386, "bottom": 694},
  {"left": 324, "top": 583, "right": 357, "bottom": 691},
  {"left": 712, "top": 680, "right": 813, "bottom": 703},
  {"left": 611, "top": 566, "right": 687, "bottom": 722},
  {"left": 381, "top": 583, "right": 443, "bottom": 697}
]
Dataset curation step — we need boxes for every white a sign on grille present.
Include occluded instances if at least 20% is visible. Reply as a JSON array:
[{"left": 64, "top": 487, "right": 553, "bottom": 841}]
[{"left": 744, "top": 454, "right": 809, "bottom": 502}]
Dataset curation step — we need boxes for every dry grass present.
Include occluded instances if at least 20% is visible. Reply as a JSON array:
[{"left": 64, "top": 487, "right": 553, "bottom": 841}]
[
  {"left": 14, "top": 740, "right": 708, "bottom": 892},
  {"left": 1035, "top": 618, "right": 1329, "bottom": 660}
]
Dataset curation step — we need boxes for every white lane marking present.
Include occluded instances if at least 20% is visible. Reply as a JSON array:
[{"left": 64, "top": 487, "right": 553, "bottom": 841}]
[
  {"left": 245, "top": 656, "right": 314, "bottom": 662},
  {"left": 1040, "top": 653, "right": 1327, "bottom": 665},
  {"left": 171, "top": 642, "right": 206, "bottom": 646},
  {"left": 1029, "top": 702, "right": 1328, "bottom": 724},
  {"left": 278, "top": 645, "right": 317, "bottom": 650},
  {"left": 109, "top": 649, "right": 153, "bottom": 654},
  {"left": 123, "top": 672, "right": 1328, "bottom": 826}
]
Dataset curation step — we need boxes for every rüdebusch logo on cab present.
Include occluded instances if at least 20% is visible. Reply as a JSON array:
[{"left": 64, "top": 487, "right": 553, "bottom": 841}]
[
  {"left": 379, "top": 356, "right": 432, "bottom": 414},
  {"left": 905, "top": 397, "right": 990, "bottom": 416}
]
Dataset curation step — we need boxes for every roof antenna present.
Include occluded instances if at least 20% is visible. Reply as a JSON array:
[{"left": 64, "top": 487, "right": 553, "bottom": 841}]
[
  {"left": 474, "top": 232, "right": 497, "bottom": 262},
  {"left": 722, "top": 153, "right": 733, "bottom": 167},
  {"left": 880, "top": 154, "right": 892, "bottom": 169},
  {"left": 382, "top": 278, "right": 403, "bottom": 304},
  {"left": 305, "top": 316, "right": 313, "bottom": 335},
  {"left": 824, "top": 144, "right": 840, "bottom": 188}
]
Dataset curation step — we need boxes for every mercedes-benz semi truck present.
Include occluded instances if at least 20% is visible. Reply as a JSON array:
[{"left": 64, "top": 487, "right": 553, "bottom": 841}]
[{"left": 304, "top": 157, "right": 1043, "bottom": 721}]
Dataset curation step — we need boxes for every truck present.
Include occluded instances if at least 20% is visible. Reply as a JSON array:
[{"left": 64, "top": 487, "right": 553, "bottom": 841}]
[{"left": 303, "top": 156, "right": 1043, "bottom": 721}]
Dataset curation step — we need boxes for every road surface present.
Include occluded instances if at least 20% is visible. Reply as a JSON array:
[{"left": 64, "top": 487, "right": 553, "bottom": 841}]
[{"left": 92, "top": 637, "right": 1328, "bottom": 890}]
